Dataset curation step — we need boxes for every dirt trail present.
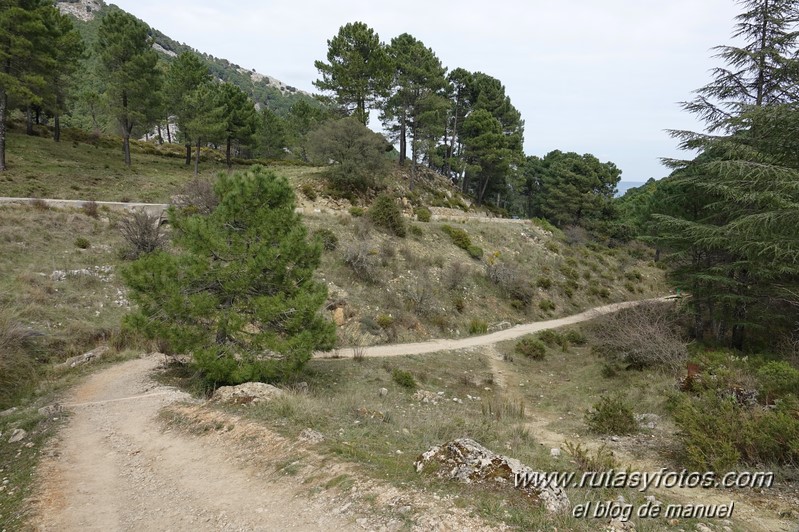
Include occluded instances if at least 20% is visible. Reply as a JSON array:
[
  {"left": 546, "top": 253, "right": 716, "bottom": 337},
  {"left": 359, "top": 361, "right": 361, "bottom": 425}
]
[
  {"left": 320, "top": 297, "right": 674, "bottom": 359},
  {"left": 31, "top": 355, "right": 357, "bottom": 532}
]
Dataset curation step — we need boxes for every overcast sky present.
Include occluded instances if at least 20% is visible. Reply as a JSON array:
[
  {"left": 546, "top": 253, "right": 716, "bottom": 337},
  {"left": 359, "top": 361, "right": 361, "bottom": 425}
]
[{"left": 109, "top": 0, "right": 742, "bottom": 183}]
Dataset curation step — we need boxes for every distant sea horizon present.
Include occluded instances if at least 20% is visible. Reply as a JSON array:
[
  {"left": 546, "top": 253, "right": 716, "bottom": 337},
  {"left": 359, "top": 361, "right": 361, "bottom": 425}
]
[{"left": 616, "top": 181, "right": 647, "bottom": 197}]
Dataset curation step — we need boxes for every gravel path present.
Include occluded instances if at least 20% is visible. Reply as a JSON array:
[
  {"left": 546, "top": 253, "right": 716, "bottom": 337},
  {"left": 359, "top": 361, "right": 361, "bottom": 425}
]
[
  {"left": 318, "top": 297, "right": 674, "bottom": 359},
  {"left": 31, "top": 356, "right": 357, "bottom": 531}
]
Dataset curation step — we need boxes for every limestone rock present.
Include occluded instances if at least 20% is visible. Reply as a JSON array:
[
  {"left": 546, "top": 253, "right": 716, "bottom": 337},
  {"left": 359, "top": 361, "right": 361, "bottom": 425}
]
[
  {"left": 38, "top": 404, "right": 62, "bottom": 417},
  {"left": 378, "top": 387, "right": 388, "bottom": 397},
  {"left": 415, "top": 438, "right": 570, "bottom": 514},
  {"left": 9, "top": 428, "right": 27, "bottom": 443},
  {"left": 212, "top": 382, "right": 284, "bottom": 404},
  {"left": 298, "top": 428, "right": 325, "bottom": 444},
  {"left": 57, "top": 346, "right": 110, "bottom": 369}
]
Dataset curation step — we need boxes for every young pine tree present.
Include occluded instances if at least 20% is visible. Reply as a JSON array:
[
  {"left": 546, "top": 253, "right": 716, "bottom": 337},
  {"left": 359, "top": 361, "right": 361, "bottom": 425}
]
[{"left": 122, "top": 166, "right": 336, "bottom": 384}]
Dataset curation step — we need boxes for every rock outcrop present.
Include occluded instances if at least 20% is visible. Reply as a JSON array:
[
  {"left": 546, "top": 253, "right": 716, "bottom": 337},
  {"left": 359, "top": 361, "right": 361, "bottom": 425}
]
[
  {"left": 415, "top": 438, "right": 570, "bottom": 514},
  {"left": 212, "top": 382, "right": 284, "bottom": 405}
]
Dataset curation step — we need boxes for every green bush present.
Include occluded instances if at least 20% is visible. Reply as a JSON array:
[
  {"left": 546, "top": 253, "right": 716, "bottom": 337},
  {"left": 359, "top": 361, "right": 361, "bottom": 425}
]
[
  {"left": 468, "top": 319, "right": 488, "bottom": 334},
  {"left": 408, "top": 224, "right": 423, "bottom": 237},
  {"left": 539, "top": 299, "right": 556, "bottom": 312},
  {"left": 369, "top": 194, "right": 406, "bottom": 237},
  {"left": 313, "top": 228, "right": 338, "bottom": 251},
  {"left": 376, "top": 314, "right": 394, "bottom": 329},
  {"left": 392, "top": 368, "right": 417, "bottom": 389},
  {"left": 672, "top": 392, "right": 799, "bottom": 470},
  {"left": 564, "top": 328, "right": 587, "bottom": 346},
  {"left": 536, "top": 276, "right": 553, "bottom": 289},
  {"left": 300, "top": 183, "right": 317, "bottom": 201},
  {"left": 441, "top": 225, "right": 472, "bottom": 250},
  {"left": 74, "top": 236, "right": 91, "bottom": 249},
  {"left": 757, "top": 361, "right": 799, "bottom": 400},
  {"left": 415, "top": 207, "right": 431, "bottom": 222},
  {"left": 585, "top": 393, "right": 638, "bottom": 435},
  {"left": 349, "top": 206, "right": 365, "bottom": 217},
  {"left": 515, "top": 336, "right": 547, "bottom": 360},
  {"left": 537, "top": 329, "right": 562, "bottom": 347},
  {"left": 467, "top": 245, "right": 483, "bottom": 259}
]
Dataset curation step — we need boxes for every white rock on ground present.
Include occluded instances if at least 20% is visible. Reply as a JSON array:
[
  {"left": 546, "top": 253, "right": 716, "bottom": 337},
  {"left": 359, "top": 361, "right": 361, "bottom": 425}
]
[
  {"left": 212, "top": 382, "right": 284, "bottom": 404},
  {"left": 415, "top": 438, "right": 570, "bottom": 514}
]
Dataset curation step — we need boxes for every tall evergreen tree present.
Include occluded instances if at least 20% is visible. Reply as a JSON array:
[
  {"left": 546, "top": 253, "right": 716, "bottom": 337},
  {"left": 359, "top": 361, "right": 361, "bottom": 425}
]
[
  {"left": 460, "top": 108, "right": 512, "bottom": 206},
  {"left": 40, "top": 8, "right": 83, "bottom": 143},
  {"left": 184, "top": 82, "right": 224, "bottom": 176},
  {"left": 218, "top": 82, "right": 258, "bottom": 168},
  {"left": 381, "top": 33, "right": 449, "bottom": 188},
  {"left": 96, "top": 10, "right": 162, "bottom": 167},
  {"left": 164, "top": 52, "right": 212, "bottom": 164},
  {"left": 314, "top": 22, "right": 390, "bottom": 126},
  {"left": 653, "top": 0, "right": 799, "bottom": 348}
]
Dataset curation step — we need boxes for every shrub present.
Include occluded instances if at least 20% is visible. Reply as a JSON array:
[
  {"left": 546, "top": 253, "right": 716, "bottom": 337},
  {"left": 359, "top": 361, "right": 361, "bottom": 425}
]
[
  {"left": 408, "top": 224, "right": 423, "bottom": 237},
  {"left": 585, "top": 393, "right": 638, "bottom": 435},
  {"left": 119, "top": 210, "right": 166, "bottom": 259},
  {"left": 376, "top": 314, "right": 394, "bottom": 329},
  {"left": 757, "top": 361, "right": 799, "bottom": 400},
  {"left": 537, "top": 329, "right": 563, "bottom": 347},
  {"left": 343, "top": 243, "right": 379, "bottom": 283},
  {"left": 589, "top": 301, "right": 687, "bottom": 370},
  {"left": 300, "top": 183, "right": 317, "bottom": 201},
  {"left": 441, "top": 225, "right": 472, "bottom": 250},
  {"left": 172, "top": 177, "right": 219, "bottom": 215},
  {"left": 30, "top": 198, "right": 49, "bottom": 211},
  {"left": 468, "top": 319, "right": 488, "bottom": 335},
  {"left": 536, "top": 276, "right": 553, "bottom": 289},
  {"left": 485, "top": 261, "right": 533, "bottom": 306},
  {"left": 0, "top": 308, "right": 39, "bottom": 408},
  {"left": 445, "top": 261, "right": 470, "bottom": 290},
  {"left": 539, "top": 299, "right": 556, "bottom": 312},
  {"left": 313, "top": 228, "right": 338, "bottom": 251},
  {"left": 74, "top": 236, "right": 91, "bottom": 249},
  {"left": 82, "top": 200, "right": 100, "bottom": 218},
  {"left": 369, "top": 194, "right": 406, "bottom": 237},
  {"left": 672, "top": 392, "right": 799, "bottom": 469},
  {"left": 415, "top": 206, "right": 431, "bottom": 222},
  {"left": 467, "top": 245, "right": 483, "bottom": 259},
  {"left": 564, "top": 328, "right": 587, "bottom": 346},
  {"left": 515, "top": 336, "right": 547, "bottom": 360},
  {"left": 392, "top": 369, "right": 417, "bottom": 390},
  {"left": 349, "top": 206, "right": 365, "bottom": 217}
]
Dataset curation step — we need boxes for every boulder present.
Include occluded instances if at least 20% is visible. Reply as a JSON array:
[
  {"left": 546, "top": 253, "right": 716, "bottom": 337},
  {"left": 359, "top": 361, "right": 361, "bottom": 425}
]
[
  {"left": 9, "top": 428, "right": 27, "bottom": 443},
  {"left": 38, "top": 404, "right": 62, "bottom": 417},
  {"left": 57, "top": 346, "right": 110, "bottom": 369},
  {"left": 415, "top": 438, "right": 570, "bottom": 514},
  {"left": 212, "top": 382, "right": 284, "bottom": 405}
]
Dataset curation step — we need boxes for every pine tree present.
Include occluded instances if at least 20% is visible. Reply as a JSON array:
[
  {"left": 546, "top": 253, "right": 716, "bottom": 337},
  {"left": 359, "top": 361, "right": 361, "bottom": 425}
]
[
  {"left": 122, "top": 166, "right": 336, "bottom": 384},
  {"left": 218, "top": 82, "right": 258, "bottom": 168},
  {"left": 184, "top": 83, "right": 225, "bottom": 176},
  {"left": 163, "top": 52, "right": 212, "bottom": 164},
  {"left": 314, "top": 22, "right": 390, "bottom": 126},
  {"left": 96, "top": 10, "right": 162, "bottom": 167}
]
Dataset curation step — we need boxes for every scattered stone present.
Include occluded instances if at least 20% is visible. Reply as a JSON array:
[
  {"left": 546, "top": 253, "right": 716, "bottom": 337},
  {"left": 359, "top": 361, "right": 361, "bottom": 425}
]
[
  {"left": 635, "top": 413, "right": 661, "bottom": 430},
  {"left": 379, "top": 387, "right": 388, "bottom": 397},
  {"left": 413, "top": 390, "right": 440, "bottom": 404},
  {"left": 550, "top": 448, "right": 561, "bottom": 458},
  {"left": 695, "top": 524, "right": 713, "bottom": 532},
  {"left": 212, "top": 382, "right": 284, "bottom": 404},
  {"left": 645, "top": 495, "right": 661, "bottom": 505},
  {"left": 57, "top": 346, "right": 110, "bottom": 369},
  {"left": 38, "top": 403, "right": 62, "bottom": 417},
  {"left": 0, "top": 407, "right": 17, "bottom": 417},
  {"left": 295, "top": 382, "right": 309, "bottom": 392},
  {"left": 610, "top": 436, "right": 620, "bottom": 442},
  {"left": 607, "top": 518, "right": 636, "bottom": 531},
  {"left": 298, "top": 428, "right": 325, "bottom": 444},
  {"left": 415, "top": 438, "right": 570, "bottom": 514},
  {"left": 9, "top": 429, "right": 27, "bottom": 443},
  {"left": 398, "top": 505, "right": 411, "bottom": 514}
]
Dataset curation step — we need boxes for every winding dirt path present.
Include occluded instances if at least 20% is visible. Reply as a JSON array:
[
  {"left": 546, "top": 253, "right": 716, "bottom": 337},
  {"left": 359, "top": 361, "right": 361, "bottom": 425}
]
[
  {"left": 31, "top": 355, "right": 357, "bottom": 532},
  {"left": 319, "top": 297, "right": 675, "bottom": 359}
]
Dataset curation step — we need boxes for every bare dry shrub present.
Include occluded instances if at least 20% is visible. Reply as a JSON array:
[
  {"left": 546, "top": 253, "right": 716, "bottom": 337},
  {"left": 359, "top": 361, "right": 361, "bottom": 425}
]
[
  {"left": 403, "top": 276, "right": 436, "bottom": 317},
  {"left": 171, "top": 177, "right": 219, "bottom": 215},
  {"left": 29, "top": 198, "right": 49, "bottom": 211},
  {"left": 589, "top": 301, "right": 687, "bottom": 371},
  {"left": 563, "top": 225, "right": 591, "bottom": 246},
  {"left": 445, "top": 261, "right": 470, "bottom": 291},
  {"left": 82, "top": 200, "right": 100, "bottom": 218},
  {"left": 485, "top": 261, "right": 533, "bottom": 306},
  {"left": 343, "top": 242, "right": 379, "bottom": 283},
  {"left": 119, "top": 210, "right": 166, "bottom": 259},
  {"left": 0, "top": 307, "right": 39, "bottom": 408}
]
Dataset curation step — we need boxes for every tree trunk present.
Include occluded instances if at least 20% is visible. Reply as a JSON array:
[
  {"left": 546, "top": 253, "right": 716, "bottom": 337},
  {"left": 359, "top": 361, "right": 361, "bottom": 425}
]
[
  {"left": 156, "top": 124, "right": 164, "bottom": 145},
  {"left": 0, "top": 87, "right": 7, "bottom": 171},
  {"left": 123, "top": 131, "right": 131, "bottom": 167},
  {"left": 166, "top": 117, "right": 172, "bottom": 143},
  {"left": 185, "top": 143, "right": 192, "bottom": 165},
  {"left": 26, "top": 107, "right": 34, "bottom": 135},
  {"left": 194, "top": 137, "right": 201, "bottom": 176},
  {"left": 399, "top": 116, "right": 407, "bottom": 165},
  {"left": 226, "top": 136, "right": 232, "bottom": 169},
  {"left": 54, "top": 113, "right": 61, "bottom": 143}
]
